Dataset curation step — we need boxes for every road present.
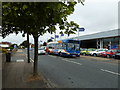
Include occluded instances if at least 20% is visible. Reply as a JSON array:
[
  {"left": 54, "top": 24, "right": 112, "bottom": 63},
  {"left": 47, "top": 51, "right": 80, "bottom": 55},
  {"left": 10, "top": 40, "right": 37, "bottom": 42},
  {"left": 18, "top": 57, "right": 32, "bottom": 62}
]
[{"left": 24, "top": 49, "right": 119, "bottom": 88}]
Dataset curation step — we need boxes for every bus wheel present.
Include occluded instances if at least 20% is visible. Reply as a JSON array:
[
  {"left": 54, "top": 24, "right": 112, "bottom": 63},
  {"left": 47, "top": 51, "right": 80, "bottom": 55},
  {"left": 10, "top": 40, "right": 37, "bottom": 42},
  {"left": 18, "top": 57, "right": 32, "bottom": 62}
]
[{"left": 59, "top": 52, "right": 62, "bottom": 56}]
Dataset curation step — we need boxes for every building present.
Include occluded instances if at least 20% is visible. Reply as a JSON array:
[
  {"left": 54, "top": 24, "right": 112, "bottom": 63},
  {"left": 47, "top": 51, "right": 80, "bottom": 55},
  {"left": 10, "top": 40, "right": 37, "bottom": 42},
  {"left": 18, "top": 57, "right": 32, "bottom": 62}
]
[
  {"left": 68, "top": 29, "right": 120, "bottom": 49},
  {"left": 0, "top": 42, "right": 11, "bottom": 48}
]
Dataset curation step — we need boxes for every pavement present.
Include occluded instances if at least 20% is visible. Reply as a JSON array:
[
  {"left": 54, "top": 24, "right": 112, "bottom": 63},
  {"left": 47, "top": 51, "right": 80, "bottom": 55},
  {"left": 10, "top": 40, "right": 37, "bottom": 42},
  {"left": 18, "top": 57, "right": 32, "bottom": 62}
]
[{"left": 2, "top": 49, "right": 51, "bottom": 88}]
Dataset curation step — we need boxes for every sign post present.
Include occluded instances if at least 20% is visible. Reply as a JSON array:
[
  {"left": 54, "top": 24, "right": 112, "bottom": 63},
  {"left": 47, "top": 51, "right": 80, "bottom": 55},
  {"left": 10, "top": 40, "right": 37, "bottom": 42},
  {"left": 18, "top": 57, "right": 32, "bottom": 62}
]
[{"left": 78, "top": 27, "right": 85, "bottom": 39}]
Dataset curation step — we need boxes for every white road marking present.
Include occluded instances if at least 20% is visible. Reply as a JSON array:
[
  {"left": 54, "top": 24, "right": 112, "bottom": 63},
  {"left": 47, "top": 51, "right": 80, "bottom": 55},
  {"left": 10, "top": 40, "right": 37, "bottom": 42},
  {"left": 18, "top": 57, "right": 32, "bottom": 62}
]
[
  {"left": 16, "top": 59, "right": 24, "bottom": 62},
  {"left": 61, "top": 58, "right": 82, "bottom": 65},
  {"left": 48, "top": 55, "right": 57, "bottom": 58},
  {"left": 48, "top": 55, "right": 82, "bottom": 65},
  {"left": 101, "top": 69, "right": 120, "bottom": 76},
  {"left": 24, "top": 53, "right": 34, "bottom": 63},
  {"left": 30, "top": 58, "right": 34, "bottom": 62}
]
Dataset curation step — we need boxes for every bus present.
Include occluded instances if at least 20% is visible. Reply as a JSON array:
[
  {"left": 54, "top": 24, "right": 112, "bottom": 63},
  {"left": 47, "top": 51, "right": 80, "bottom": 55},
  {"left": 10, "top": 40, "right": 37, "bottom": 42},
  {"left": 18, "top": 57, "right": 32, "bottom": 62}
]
[
  {"left": 46, "top": 41, "right": 58, "bottom": 54},
  {"left": 46, "top": 39, "right": 81, "bottom": 57}
]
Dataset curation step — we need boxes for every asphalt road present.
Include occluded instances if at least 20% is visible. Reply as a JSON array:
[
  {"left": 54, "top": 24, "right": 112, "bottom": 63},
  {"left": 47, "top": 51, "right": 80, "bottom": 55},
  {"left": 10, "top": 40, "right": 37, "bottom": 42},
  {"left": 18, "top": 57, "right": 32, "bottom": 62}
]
[{"left": 24, "top": 49, "right": 119, "bottom": 88}]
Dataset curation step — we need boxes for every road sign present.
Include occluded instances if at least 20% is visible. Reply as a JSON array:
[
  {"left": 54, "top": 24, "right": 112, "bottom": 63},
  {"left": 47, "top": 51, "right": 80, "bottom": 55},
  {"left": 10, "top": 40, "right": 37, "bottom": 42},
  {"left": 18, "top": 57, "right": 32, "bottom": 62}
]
[{"left": 79, "top": 28, "right": 85, "bottom": 31}]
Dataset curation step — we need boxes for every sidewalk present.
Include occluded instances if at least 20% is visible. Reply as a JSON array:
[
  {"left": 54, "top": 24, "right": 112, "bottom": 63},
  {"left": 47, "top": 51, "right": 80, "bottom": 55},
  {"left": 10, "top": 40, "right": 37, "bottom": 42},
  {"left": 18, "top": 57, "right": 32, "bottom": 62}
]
[{"left": 2, "top": 49, "right": 50, "bottom": 88}]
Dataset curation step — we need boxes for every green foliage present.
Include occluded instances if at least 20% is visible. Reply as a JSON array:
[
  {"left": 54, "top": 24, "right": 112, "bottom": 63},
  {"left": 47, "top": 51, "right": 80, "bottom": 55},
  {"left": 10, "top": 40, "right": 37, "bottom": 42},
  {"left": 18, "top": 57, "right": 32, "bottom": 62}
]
[
  {"left": 0, "top": 48, "right": 8, "bottom": 54},
  {"left": 43, "top": 42, "right": 47, "bottom": 46},
  {"left": 19, "top": 40, "right": 28, "bottom": 48},
  {"left": 9, "top": 47, "right": 14, "bottom": 50},
  {"left": 64, "top": 21, "right": 79, "bottom": 37},
  {"left": 47, "top": 39, "right": 53, "bottom": 42},
  {"left": 2, "top": 1, "right": 84, "bottom": 38}
]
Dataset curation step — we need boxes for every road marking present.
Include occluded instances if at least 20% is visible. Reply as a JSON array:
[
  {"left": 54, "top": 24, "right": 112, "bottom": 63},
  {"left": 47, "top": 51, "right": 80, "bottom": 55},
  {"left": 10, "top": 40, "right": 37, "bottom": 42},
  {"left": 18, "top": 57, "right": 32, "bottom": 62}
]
[
  {"left": 30, "top": 58, "right": 34, "bottom": 62},
  {"left": 101, "top": 69, "right": 120, "bottom": 76},
  {"left": 23, "top": 52, "right": 34, "bottom": 63},
  {"left": 48, "top": 55, "right": 57, "bottom": 58},
  {"left": 16, "top": 59, "right": 24, "bottom": 62},
  {"left": 61, "top": 58, "right": 82, "bottom": 65}
]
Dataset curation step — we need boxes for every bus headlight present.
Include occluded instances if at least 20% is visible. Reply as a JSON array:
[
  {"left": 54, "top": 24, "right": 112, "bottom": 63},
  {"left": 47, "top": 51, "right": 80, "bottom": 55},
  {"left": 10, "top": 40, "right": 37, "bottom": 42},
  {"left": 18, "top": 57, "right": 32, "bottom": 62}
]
[{"left": 66, "top": 52, "right": 70, "bottom": 54}]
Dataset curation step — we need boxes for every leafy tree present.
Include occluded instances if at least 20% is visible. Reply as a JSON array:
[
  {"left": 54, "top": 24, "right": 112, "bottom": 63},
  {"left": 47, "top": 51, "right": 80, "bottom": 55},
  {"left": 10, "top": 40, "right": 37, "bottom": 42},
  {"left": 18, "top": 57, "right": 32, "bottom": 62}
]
[
  {"left": 43, "top": 42, "right": 47, "bottom": 46},
  {"left": 64, "top": 21, "right": 79, "bottom": 37},
  {"left": 2, "top": 1, "right": 84, "bottom": 75},
  {"left": 47, "top": 39, "right": 53, "bottom": 42},
  {"left": 19, "top": 40, "right": 28, "bottom": 48}
]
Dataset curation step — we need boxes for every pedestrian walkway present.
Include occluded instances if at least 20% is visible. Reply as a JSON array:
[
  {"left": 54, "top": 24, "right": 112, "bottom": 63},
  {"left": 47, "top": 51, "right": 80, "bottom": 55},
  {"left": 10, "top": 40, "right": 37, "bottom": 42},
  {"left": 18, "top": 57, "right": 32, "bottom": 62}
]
[{"left": 2, "top": 49, "right": 50, "bottom": 88}]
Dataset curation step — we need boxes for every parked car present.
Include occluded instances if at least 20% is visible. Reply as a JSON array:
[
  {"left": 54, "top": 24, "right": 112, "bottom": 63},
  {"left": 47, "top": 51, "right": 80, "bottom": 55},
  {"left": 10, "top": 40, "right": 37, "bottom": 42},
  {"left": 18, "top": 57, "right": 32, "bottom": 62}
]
[
  {"left": 40, "top": 46, "right": 46, "bottom": 50},
  {"left": 80, "top": 48, "right": 87, "bottom": 55},
  {"left": 114, "top": 52, "right": 120, "bottom": 59},
  {"left": 100, "top": 49, "right": 119, "bottom": 58},
  {"left": 80, "top": 48, "right": 96, "bottom": 55},
  {"left": 38, "top": 48, "right": 46, "bottom": 55},
  {"left": 89, "top": 48, "right": 108, "bottom": 56}
]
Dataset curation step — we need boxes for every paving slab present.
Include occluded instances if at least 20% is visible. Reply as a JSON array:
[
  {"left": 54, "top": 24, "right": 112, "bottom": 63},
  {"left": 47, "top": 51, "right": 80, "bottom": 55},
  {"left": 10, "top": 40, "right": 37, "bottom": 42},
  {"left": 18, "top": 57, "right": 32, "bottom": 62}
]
[{"left": 2, "top": 49, "right": 49, "bottom": 88}]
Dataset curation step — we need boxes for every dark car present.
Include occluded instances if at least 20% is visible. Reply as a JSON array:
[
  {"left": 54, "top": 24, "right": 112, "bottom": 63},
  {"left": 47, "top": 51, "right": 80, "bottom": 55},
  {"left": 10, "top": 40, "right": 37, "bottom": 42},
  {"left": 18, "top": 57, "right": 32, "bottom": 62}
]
[{"left": 114, "top": 52, "right": 120, "bottom": 59}]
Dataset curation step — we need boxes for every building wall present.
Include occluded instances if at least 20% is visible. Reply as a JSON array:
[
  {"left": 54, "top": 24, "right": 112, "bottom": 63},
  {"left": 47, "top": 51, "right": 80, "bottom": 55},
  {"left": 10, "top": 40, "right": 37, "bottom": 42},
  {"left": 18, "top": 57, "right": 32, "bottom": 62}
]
[{"left": 80, "top": 36, "right": 120, "bottom": 49}]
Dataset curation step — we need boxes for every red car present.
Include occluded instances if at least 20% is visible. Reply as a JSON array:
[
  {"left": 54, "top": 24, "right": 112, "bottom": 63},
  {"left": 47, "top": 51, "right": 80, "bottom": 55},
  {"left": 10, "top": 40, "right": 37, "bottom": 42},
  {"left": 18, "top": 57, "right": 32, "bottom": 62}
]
[{"left": 100, "top": 49, "right": 119, "bottom": 58}]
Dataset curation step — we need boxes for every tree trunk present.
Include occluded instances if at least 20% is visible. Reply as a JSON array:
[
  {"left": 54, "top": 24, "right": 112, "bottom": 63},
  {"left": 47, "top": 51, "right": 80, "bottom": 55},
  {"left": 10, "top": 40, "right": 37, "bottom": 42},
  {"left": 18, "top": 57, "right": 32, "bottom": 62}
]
[
  {"left": 27, "top": 33, "right": 30, "bottom": 63},
  {"left": 33, "top": 36, "right": 38, "bottom": 76}
]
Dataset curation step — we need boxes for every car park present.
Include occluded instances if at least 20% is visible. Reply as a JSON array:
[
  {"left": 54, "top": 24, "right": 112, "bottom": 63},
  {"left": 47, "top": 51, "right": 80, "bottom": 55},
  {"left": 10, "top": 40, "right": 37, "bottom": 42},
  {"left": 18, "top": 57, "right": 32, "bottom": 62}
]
[
  {"left": 88, "top": 49, "right": 108, "bottom": 56},
  {"left": 80, "top": 48, "right": 96, "bottom": 55},
  {"left": 100, "top": 49, "right": 119, "bottom": 58}
]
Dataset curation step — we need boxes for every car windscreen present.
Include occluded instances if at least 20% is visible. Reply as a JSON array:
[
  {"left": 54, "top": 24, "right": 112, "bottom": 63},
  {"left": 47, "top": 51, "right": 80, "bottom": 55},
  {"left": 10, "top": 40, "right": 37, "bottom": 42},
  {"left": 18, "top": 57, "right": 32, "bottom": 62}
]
[
  {"left": 38, "top": 48, "right": 44, "bottom": 50},
  {"left": 88, "top": 49, "right": 96, "bottom": 51}
]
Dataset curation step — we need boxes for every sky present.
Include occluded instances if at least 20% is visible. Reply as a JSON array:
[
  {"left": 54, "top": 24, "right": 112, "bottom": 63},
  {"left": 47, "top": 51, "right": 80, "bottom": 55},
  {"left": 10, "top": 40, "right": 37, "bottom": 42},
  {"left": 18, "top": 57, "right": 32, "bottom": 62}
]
[{"left": 1, "top": 0, "right": 119, "bottom": 45}]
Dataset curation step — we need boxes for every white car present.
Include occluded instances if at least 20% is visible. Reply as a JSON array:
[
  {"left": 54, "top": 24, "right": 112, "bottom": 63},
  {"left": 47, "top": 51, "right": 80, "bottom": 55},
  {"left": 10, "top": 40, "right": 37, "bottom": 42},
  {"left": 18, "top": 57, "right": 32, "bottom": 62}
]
[
  {"left": 38, "top": 48, "right": 46, "bottom": 55},
  {"left": 89, "top": 49, "right": 108, "bottom": 56},
  {"left": 40, "top": 46, "right": 46, "bottom": 50}
]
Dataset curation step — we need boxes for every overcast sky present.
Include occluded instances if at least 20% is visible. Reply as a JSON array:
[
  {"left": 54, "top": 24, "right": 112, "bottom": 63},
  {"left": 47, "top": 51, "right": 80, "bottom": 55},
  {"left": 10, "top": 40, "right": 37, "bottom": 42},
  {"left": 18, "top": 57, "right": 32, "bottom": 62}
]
[{"left": 1, "top": 0, "right": 119, "bottom": 45}]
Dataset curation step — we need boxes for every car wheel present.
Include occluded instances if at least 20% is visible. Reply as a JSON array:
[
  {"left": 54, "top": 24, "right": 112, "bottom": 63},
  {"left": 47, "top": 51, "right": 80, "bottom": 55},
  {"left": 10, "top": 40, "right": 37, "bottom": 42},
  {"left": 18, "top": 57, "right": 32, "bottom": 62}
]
[
  {"left": 106, "top": 54, "right": 110, "bottom": 58},
  {"left": 93, "top": 53, "right": 97, "bottom": 57},
  {"left": 83, "top": 53, "right": 86, "bottom": 56}
]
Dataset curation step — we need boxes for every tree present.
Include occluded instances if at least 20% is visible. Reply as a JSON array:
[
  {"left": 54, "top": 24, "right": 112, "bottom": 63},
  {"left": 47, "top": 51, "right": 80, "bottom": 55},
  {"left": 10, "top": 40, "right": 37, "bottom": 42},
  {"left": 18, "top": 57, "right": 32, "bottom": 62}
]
[
  {"left": 43, "top": 42, "right": 47, "bottom": 46},
  {"left": 47, "top": 39, "right": 53, "bottom": 42},
  {"left": 64, "top": 21, "right": 79, "bottom": 37},
  {"left": 19, "top": 40, "right": 29, "bottom": 48},
  {"left": 2, "top": 1, "right": 84, "bottom": 76}
]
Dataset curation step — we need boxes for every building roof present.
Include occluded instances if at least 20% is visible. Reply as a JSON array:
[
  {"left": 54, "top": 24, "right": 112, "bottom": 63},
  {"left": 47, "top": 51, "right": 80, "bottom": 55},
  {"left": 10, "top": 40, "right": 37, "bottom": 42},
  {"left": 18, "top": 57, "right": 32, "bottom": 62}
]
[
  {"left": 0, "top": 44, "right": 9, "bottom": 48},
  {"left": 70, "top": 29, "right": 120, "bottom": 40}
]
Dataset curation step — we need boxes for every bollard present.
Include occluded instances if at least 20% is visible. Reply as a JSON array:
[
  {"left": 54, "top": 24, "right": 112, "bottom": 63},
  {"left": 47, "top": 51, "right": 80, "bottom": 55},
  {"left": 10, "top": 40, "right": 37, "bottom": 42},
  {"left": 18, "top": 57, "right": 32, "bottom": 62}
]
[{"left": 6, "top": 52, "right": 11, "bottom": 62}]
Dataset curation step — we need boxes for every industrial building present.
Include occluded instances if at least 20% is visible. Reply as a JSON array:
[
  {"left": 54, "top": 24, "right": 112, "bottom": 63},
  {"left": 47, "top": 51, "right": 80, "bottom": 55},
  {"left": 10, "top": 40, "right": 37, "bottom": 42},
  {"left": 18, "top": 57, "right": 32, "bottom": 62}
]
[{"left": 69, "top": 29, "right": 120, "bottom": 49}]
